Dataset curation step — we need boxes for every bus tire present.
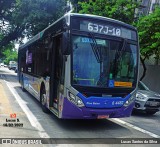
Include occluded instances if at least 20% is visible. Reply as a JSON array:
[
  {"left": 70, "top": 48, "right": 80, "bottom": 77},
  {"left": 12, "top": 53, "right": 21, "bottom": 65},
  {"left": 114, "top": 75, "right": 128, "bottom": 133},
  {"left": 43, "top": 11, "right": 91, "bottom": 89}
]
[{"left": 40, "top": 87, "right": 50, "bottom": 113}]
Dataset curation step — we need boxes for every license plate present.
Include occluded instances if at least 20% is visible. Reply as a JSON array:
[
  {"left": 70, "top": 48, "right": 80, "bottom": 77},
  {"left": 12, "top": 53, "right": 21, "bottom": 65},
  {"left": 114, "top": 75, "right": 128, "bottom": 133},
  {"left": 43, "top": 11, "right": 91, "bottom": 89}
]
[
  {"left": 97, "top": 115, "right": 109, "bottom": 119},
  {"left": 146, "top": 101, "right": 160, "bottom": 106}
]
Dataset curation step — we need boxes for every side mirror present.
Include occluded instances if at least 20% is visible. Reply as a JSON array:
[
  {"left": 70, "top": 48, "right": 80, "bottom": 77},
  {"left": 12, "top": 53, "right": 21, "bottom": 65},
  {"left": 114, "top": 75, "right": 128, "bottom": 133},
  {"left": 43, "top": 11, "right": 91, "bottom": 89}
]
[{"left": 62, "top": 32, "right": 70, "bottom": 55}]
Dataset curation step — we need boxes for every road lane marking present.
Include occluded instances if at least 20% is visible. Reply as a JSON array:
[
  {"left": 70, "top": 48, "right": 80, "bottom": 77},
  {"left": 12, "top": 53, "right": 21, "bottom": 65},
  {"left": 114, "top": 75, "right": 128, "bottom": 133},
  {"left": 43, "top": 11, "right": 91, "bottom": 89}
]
[
  {"left": 112, "top": 118, "right": 160, "bottom": 138},
  {"left": 5, "top": 81, "right": 50, "bottom": 138}
]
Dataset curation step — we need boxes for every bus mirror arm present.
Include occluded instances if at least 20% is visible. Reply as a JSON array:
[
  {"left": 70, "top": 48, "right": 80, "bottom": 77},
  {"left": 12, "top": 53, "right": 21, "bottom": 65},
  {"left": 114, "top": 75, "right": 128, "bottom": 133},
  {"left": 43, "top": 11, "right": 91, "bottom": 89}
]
[{"left": 62, "top": 32, "right": 70, "bottom": 55}]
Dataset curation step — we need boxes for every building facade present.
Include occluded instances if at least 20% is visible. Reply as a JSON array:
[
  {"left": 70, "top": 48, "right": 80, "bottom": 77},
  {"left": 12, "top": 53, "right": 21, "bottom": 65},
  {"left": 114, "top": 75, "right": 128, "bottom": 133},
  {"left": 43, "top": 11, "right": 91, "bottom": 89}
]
[{"left": 138, "top": 0, "right": 160, "bottom": 16}]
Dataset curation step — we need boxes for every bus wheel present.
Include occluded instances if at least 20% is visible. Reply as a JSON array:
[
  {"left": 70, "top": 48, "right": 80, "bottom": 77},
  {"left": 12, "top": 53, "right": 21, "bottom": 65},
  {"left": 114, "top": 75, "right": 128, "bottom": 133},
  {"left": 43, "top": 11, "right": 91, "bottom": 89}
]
[{"left": 40, "top": 89, "right": 50, "bottom": 113}]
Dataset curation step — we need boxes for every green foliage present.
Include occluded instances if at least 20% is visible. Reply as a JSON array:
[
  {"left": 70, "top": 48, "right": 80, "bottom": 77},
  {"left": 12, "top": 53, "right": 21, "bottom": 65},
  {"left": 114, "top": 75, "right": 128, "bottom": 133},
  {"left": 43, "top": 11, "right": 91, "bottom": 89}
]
[
  {"left": 0, "top": 0, "right": 15, "bottom": 20},
  {"left": 2, "top": 44, "right": 18, "bottom": 65},
  {"left": 13, "top": 0, "right": 67, "bottom": 36},
  {"left": 70, "top": 0, "right": 86, "bottom": 12},
  {"left": 0, "top": 0, "right": 67, "bottom": 49},
  {"left": 78, "top": 0, "right": 140, "bottom": 24},
  {"left": 0, "top": 0, "right": 16, "bottom": 34},
  {"left": 136, "top": 7, "right": 160, "bottom": 61}
]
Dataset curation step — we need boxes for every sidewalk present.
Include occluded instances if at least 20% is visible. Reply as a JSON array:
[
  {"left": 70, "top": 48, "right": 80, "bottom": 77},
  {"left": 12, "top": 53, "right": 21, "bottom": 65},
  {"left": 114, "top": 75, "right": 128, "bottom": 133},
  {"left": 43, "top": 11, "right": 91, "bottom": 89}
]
[
  {"left": 0, "top": 80, "right": 13, "bottom": 117},
  {"left": 0, "top": 79, "right": 41, "bottom": 139},
  {"left": 0, "top": 79, "right": 26, "bottom": 138},
  {"left": 0, "top": 78, "right": 47, "bottom": 147}
]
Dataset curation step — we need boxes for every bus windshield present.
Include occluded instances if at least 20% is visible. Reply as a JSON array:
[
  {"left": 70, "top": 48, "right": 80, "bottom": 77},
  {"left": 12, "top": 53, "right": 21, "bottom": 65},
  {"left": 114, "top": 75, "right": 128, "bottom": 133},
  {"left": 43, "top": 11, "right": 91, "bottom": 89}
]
[{"left": 72, "top": 35, "right": 138, "bottom": 88}]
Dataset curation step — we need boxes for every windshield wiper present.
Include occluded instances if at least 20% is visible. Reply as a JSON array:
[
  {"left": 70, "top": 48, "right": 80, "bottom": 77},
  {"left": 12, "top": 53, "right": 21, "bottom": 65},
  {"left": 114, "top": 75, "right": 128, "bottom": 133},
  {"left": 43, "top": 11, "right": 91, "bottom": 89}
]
[
  {"left": 89, "top": 33, "right": 108, "bottom": 86},
  {"left": 88, "top": 33, "right": 102, "bottom": 63},
  {"left": 116, "top": 38, "right": 127, "bottom": 61},
  {"left": 111, "top": 39, "right": 128, "bottom": 78}
]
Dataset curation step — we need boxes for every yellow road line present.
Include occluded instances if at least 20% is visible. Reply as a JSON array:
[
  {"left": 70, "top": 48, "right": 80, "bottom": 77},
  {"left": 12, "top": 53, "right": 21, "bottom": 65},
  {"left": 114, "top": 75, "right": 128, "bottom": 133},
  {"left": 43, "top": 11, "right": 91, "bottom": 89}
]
[{"left": 0, "top": 82, "right": 13, "bottom": 115}]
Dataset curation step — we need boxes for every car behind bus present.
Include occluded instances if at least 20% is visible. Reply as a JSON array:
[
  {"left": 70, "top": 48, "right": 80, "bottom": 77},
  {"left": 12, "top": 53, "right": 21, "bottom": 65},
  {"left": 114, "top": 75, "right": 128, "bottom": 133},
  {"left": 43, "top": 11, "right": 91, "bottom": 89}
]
[{"left": 9, "top": 61, "right": 17, "bottom": 70}]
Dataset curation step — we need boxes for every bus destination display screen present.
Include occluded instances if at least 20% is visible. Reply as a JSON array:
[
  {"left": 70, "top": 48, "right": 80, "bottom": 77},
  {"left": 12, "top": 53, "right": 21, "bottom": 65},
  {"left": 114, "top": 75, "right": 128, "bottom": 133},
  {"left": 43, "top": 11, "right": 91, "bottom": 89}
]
[
  {"left": 80, "top": 21, "right": 122, "bottom": 37},
  {"left": 72, "top": 19, "right": 137, "bottom": 40}
]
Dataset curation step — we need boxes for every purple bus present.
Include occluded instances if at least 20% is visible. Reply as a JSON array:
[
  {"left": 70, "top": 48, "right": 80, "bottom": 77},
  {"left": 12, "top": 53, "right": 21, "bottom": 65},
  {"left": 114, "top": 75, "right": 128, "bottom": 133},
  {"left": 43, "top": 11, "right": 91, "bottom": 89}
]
[{"left": 18, "top": 13, "right": 139, "bottom": 119}]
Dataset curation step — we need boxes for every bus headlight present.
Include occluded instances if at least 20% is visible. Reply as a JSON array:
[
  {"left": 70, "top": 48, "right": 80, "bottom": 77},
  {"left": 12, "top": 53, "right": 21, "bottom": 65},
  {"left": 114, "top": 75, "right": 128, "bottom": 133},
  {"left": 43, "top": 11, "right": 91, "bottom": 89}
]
[
  {"left": 68, "top": 92, "right": 84, "bottom": 107},
  {"left": 76, "top": 97, "right": 84, "bottom": 107},
  {"left": 68, "top": 92, "right": 76, "bottom": 101},
  {"left": 124, "top": 94, "right": 136, "bottom": 107}
]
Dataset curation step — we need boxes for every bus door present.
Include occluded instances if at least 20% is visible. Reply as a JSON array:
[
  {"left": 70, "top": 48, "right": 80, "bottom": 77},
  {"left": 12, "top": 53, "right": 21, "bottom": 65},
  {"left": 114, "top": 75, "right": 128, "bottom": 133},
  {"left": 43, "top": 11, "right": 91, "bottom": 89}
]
[{"left": 50, "top": 35, "right": 63, "bottom": 110}]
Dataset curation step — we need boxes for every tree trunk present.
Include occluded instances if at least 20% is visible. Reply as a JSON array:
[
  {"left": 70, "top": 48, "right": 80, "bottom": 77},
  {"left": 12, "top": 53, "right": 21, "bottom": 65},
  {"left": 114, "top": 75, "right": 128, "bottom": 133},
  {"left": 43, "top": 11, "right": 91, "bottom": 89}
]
[{"left": 140, "top": 56, "right": 147, "bottom": 81}]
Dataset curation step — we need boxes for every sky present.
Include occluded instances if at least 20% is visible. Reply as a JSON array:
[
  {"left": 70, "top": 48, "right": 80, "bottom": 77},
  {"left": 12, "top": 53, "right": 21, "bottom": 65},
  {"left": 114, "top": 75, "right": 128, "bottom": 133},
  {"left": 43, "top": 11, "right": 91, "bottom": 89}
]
[{"left": 15, "top": 37, "right": 28, "bottom": 50}]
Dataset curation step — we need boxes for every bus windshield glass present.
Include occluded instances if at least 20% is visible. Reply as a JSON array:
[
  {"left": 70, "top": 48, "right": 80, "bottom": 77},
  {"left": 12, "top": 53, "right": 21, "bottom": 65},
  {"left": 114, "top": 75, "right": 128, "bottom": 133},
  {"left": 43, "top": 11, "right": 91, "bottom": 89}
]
[{"left": 72, "top": 35, "right": 138, "bottom": 88}]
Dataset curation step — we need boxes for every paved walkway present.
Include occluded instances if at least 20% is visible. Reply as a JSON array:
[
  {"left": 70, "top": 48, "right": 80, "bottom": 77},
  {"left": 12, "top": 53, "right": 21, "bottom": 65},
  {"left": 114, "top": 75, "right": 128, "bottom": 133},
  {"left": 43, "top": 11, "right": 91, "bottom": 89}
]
[{"left": 0, "top": 81, "right": 13, "bottom": 117}]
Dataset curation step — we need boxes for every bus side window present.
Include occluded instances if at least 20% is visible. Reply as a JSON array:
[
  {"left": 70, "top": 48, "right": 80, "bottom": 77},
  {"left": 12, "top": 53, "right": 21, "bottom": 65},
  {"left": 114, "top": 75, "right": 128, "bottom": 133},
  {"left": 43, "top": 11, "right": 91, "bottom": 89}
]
[
  {"left": 35, "top": 38, "right": 52, "bottom": 77},
  {"left": 55, "top": 38, "right": 61, "bottom": 80}
]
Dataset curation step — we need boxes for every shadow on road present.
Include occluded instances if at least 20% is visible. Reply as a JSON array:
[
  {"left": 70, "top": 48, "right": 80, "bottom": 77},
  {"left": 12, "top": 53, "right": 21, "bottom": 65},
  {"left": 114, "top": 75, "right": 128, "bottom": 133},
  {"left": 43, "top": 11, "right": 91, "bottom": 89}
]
[{"left": 132, "top": 110, "right": 159, "bottom": 118}]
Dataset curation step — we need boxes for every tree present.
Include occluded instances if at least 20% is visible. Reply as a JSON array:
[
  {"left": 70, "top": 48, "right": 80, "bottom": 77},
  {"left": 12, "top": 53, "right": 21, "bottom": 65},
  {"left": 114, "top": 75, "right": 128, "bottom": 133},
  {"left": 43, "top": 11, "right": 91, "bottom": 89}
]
[
  {"left": 70, "top": 0, "right": 87, "bottom": 12},
  {"left": 0, "top": 0, "right": 67, "bottom": 50},
  {"left": 0, "top": 0, "right": 15, "bottom": 24},
  {"left": 0, "top": 0, "right": 21, "bottom": 49},
  {"left": 135, "top": 7, "right": 160, "bottom": 80},
  {"left": 14, "top": 0, "right": 67, "bottom": 37},
  {"left": 2, "top": 43, "right": 17, "bottom": 65},
  {"left": 78, "top": 0, "right": 140, "bottom": 24}
]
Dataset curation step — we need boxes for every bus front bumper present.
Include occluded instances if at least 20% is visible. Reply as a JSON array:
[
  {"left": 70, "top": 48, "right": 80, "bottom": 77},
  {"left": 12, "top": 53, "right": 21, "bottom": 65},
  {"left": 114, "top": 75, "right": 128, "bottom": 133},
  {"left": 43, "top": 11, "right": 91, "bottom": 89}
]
[{"left": 62, "top": 98, "right": 134, "bottom": 119}]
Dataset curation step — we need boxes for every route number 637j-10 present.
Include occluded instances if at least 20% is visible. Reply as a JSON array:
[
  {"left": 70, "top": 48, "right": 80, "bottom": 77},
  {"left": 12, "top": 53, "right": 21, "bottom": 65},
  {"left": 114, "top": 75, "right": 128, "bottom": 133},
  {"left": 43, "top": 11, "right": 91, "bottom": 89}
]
[{"left": 87, "top": 22, "right": 121, "bottom": 36}]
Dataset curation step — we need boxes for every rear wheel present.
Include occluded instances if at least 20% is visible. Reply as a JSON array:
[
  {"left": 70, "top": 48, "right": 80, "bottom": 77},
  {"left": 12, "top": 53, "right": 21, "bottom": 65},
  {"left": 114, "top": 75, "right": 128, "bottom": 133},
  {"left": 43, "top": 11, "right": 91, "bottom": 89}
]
[
  {"left": 40, "top": 87, "right": 50, "bottom": 113},
  {"left": 146, "top": 111, "right": 157, "bottom": 115}
]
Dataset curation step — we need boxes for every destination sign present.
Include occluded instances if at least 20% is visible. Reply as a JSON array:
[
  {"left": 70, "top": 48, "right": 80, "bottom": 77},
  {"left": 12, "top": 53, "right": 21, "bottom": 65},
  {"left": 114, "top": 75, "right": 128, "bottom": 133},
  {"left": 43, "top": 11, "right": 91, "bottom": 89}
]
[
  {"left": 81, "top": 21, "right": 121, "bottom": 36},
  {"left": 79, "top": 20, "right": 137, "bottom": 40}
]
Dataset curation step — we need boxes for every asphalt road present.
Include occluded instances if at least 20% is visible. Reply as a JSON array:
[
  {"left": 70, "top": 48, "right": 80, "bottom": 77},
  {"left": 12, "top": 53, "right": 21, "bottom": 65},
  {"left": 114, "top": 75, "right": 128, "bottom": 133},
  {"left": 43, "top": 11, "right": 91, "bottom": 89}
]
[{"left": 0, "top": 67, "right": 160, "bottom": 146}]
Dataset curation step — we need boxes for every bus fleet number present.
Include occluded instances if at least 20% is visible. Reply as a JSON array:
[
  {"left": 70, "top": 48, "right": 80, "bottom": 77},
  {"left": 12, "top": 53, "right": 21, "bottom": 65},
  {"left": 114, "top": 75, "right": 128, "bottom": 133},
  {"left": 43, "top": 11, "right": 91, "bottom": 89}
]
[{"left": 88, "top": 23, "right": 121, "bottom": 36}]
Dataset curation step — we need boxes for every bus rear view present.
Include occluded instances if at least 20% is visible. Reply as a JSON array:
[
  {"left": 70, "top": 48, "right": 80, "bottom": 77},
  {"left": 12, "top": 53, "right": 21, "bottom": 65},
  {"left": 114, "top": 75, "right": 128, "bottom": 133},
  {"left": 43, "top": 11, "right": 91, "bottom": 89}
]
[{"left": 18, "top": 13, "right": 139, "bottom": 119}]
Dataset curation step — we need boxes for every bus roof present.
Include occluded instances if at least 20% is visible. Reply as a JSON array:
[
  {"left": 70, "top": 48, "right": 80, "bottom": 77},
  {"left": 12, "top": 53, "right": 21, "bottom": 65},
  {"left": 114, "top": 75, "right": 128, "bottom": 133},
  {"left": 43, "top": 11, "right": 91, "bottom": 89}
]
[{"left": 19, "top": 13, "right": 137, "bottom": 50}]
